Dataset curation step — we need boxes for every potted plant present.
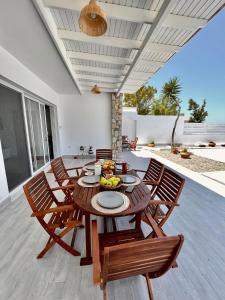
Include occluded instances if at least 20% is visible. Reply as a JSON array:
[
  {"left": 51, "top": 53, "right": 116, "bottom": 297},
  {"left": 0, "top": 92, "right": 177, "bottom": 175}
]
[
  {"left": 180, "top": 147, "right": 191, "bottom": 159},
  {"left": 148, "top": 140, "right": 155, "bottom": 147},
  {"left": 208, "top": 141, "right": 216, "bottom": 147}
]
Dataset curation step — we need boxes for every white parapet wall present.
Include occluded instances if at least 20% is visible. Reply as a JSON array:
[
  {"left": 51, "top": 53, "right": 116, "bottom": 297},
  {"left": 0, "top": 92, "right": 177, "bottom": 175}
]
[
  {"left": 122, "top": 107, "right": 225, "bottom": 145},
  {"left": 122, "top": 107, "right": 185, "bottom": 144}
]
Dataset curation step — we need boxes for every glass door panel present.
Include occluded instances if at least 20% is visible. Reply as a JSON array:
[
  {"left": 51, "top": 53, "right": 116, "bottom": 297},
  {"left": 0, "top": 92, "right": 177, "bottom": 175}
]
[
  {"left": 0, "top": 84, "right": 31, "bottom": 191},
  {"left": 40, "top": 104, "right": 50, "bottom": 163},
  {"left": 25, "top": 98, "right": 45, "bottom": 171}
]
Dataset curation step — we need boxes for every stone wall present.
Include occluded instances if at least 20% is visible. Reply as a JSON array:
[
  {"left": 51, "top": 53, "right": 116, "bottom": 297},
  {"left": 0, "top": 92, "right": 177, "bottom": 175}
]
[{"left": 112, "top": 93, "right": 122, "bottom": 156}]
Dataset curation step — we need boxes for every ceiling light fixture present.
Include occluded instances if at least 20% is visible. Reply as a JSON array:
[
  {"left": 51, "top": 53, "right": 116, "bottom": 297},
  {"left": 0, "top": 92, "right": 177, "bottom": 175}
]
[
  {"left": 79, "top": 0, "right": 107, "bottom": 37},
  {"left": 91, "top": 84, "right": 101, "bottom": 94}
]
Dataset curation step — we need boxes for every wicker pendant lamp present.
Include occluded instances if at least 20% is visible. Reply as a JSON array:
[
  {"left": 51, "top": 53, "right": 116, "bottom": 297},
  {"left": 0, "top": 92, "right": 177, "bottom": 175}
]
[
  {"left": 91, "top": 84, "right": 101, "bottom": 94},
  {"left": 79, "top": 0, "right": 107, "bottom": 37}
]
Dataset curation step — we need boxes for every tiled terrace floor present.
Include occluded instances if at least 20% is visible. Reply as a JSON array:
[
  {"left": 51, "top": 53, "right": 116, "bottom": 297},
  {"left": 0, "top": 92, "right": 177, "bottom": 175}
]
[{"left": 0, "top": 151, "right": 225, "bottom": 300}]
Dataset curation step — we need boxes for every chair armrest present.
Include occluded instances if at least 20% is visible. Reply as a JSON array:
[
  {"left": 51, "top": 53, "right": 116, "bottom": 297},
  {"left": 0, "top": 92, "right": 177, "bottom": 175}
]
[
  {"left": 143, "top": 211, "right": 164, "bottom": 238},
  {"left": 134, "top": 169, "right": 146, "bottom": 173},
  {"left": 31, "top": 204, "right": 74, "bottom": 217},
  {"left": 56, "top": 176, "right": 79, "bottom": 182},
  {"left": 51, "top": 184, "right": 75, "bottom": 191},
  {"left": 149, "top": 200, "right": 179, "bottom": 207},
  {"left": 143, "top": 180, "right": 159, "bottom": 186},
  {"left": 92, "top": 220, "right": 101, "bottom": 285}
]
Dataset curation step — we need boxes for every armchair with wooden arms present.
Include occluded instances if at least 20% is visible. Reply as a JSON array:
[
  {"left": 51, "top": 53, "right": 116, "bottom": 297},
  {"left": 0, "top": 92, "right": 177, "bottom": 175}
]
[
  {"left": 129, "top": 137, "right": 138, "bottom": 151},
  {"left": 92, "top": 218, "right": 184, "bottom": 300},
  {"left": 51, "top": 157, "right": 83, "bottom": 202},
  {"left": 23, "top": 171, "right": 83, "bottom": 259},
  {"left": 142, "top": 168, "right": 185, "bottom": 236},
  {"left": 134, "top": 158, "right": 164, "bottom": 193}
]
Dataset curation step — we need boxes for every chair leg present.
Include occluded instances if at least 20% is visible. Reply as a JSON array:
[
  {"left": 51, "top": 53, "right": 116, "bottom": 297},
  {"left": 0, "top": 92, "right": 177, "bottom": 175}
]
[
  {"left": 37, "top": 227, "right": 80, "bottom": 259},
  {"left": 103, "top": 285, "right": 107, "bottom": 300},
  {"left": 145, "top": 273, "right": 154, "bottom": 300}
]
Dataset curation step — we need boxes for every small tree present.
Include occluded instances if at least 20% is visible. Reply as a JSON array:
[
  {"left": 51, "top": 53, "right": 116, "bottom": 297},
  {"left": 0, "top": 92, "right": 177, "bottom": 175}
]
[
  {"left": 188, "top": 99, "right": 208, "bottom": 123},
  {"left": 123, "top": 86, "right": 157, "bottom": 115},
  {"left": 161, "top": 77, "right": 182, "bottom": 151}
]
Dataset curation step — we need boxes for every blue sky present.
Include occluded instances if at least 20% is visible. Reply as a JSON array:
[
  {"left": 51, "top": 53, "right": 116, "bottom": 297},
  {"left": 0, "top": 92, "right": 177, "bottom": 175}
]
[{"left": 147, "top": 8, "right": 225, "bottom": 122}]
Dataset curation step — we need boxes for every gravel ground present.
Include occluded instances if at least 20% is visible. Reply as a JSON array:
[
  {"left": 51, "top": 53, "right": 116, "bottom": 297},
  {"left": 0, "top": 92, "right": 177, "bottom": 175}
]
[{"left": 153, "top": 150, "right": 225, "bottom": 172}]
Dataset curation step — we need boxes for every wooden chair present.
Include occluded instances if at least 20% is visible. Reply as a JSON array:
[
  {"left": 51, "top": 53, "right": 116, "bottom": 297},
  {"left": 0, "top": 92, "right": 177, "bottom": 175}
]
[
  {"left": 51, "top": 157, "right": 82, "bottom": 200},
  {"left": 23, "top": 171, "right": 83, "bottom": 259},
  {"left": 142, "top": 168, "right": 185, "bottom": 232},
  {"left": 96, "top": 149, "right": 113, "bottom": 160},
  {"left": 135, "top": 158, "right": 164, "bottom": 193},
  {"left": 92, "top": 219, "right": 184, "bottom": 300},
  {"left": 129, "top": 137, "right": 138, "bottom": 150},
  {"left": 122, "top": 135, "right": 129, "bottom": 150}
]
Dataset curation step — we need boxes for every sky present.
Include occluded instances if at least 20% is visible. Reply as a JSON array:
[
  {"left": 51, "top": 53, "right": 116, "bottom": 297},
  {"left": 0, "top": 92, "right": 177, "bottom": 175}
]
[{"left": 147, "top": 8, "right": 225, "bottom": 122}]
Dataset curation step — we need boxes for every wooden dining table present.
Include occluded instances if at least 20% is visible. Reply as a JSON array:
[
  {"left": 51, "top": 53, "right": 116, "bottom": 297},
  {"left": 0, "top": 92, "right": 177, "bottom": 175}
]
[{"left": 73, "top": 162, "right": 152, "bottom": 266}]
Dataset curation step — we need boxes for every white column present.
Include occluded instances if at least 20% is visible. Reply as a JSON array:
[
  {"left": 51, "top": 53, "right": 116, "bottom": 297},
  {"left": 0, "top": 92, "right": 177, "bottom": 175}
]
[{"left": 0, "top": 140, "right": 9, "bottom": 203}]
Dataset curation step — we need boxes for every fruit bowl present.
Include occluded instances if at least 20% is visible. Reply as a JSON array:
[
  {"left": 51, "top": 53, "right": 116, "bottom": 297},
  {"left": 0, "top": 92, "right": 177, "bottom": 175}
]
[{"left": 99, "top": 175, "right": 123, "bottom": 190}]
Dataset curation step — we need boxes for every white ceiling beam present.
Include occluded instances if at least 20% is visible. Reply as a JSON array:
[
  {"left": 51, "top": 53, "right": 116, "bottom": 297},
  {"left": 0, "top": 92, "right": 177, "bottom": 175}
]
[
  {"left": 165, "top": 14, "right": 207, "bottom": 30},
  {"left": 59, "top": 30, "right": 180, "bottom": 53},
  {"left": 32, "top": 0, "right": 82, "bottom": 94},
  {"left": 67, "top": 51, "right": 131, "bottom": 65},
  {"left": 44, "top": 0, "right": 207, "bottom": 29},
  {"left": 73, "top": 65, "right": 123, "bottom": 76},
  {"left": 128, "top": 71, "right": 153, "bottom": 80},
  {"left": 118, "top": 0, "right": 175, "bottom": 94},
  {"left": 58, "top": 30, "right": 141, "bottom": 49},
  {"left": 77, "top": 74, "right": 123, "bottom": 83},
  {"left": 43, "top": 0, "right": 157, "bottom": 23},
  {"left": 125, "top": 79, "right": 146, "bottom": 85}
]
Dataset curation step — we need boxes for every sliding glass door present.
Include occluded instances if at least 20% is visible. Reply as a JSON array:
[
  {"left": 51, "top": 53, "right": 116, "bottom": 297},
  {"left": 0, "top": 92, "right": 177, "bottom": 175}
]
[
  {"left": 25, "top": 98, "right": 50, "bottom": 172},
  {"left": 0, "top": 84, "right": 31, "bottom": 191}
]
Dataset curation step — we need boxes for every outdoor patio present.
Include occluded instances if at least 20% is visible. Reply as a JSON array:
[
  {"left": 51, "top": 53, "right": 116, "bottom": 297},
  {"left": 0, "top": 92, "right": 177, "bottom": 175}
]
[
  {"left": 1, "top": 1, "right": 225, "bottom": 300},
  {"left": 1, "top": 151, "right": 225, "bottom": 300}
]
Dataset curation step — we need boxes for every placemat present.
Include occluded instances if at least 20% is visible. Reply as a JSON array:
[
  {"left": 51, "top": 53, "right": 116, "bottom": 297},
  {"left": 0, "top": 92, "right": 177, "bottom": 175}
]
[{"left": 91, "top": 192, "right": 130, "bottom": 214}]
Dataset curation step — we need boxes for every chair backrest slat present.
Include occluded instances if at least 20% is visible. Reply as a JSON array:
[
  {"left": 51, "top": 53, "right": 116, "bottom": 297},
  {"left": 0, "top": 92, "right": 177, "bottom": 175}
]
[
  {"left": 153, "top": 168, "right": 185, "bottom": 203},
  {"left": 23, "top": 172, "right": 56, "bottom": 215},
  {"left": 103, "top": 235, "right": 183, "bottom": 281},
  {"left": 51, "top": 157, "right": 69, "bottom": 183},
  {"left": 143, "top": 159, "right": 164, "bottom": 185},
  {"left": 96, "top": 149, "right": 113, "bottom": 160}
]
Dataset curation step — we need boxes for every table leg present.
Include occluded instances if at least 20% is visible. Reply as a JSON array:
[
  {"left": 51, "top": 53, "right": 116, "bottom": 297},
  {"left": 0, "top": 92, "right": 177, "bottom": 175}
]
[
  {"left": 80, "top": 212, "right": 92, "bottom": 266},
  {"left": 135, "top": 212, "right": 141, "bottom": 230}
]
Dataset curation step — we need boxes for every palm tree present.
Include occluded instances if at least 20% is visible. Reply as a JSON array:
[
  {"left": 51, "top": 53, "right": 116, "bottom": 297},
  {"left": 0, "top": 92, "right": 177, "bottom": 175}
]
[{"left": 161, "top": 77, "right": 182, "bottom": 151}]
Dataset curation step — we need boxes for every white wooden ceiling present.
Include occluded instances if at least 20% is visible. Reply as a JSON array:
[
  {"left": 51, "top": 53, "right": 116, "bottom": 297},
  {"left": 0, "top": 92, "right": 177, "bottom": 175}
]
[{"left": 33, "top": 0, "right": 225, "bottom": 94}]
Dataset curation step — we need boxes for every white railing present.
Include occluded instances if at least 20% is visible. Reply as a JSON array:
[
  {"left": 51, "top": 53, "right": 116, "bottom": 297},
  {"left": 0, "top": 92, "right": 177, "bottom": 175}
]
[{"left": 183, "top": 123, "right": 225, "bottom": 135}]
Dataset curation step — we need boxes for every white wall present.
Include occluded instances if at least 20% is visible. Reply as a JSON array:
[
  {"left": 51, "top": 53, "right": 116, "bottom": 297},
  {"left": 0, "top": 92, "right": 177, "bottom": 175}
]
[
  {"left": 0, "top": 141, "right": 9, "bottom": 203},
  {"left": 123, "top": 108, "right": 184, "bottom": 144},
  {"left": 57, "top": 93, "right": 112, "bottom": 155},
  {"left": 0, "top": 46, "right": 58, "bottom": 105}
]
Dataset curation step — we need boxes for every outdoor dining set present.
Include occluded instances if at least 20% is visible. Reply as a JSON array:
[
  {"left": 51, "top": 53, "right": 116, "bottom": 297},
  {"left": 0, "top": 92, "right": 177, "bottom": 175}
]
[{"left": 23, "top": 149, "right": 185, "bottom": 300}]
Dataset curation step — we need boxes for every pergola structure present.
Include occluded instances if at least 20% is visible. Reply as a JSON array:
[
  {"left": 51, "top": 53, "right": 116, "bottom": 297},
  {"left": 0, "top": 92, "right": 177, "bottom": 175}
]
[{"left": 34, "top": 0, "right": 224, "bottom": 94}]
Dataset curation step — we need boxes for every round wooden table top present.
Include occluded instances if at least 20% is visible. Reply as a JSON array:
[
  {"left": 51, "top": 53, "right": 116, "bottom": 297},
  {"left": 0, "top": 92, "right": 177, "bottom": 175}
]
[{"left": 73, "top": 162, "right": 151, "bottom": 217}]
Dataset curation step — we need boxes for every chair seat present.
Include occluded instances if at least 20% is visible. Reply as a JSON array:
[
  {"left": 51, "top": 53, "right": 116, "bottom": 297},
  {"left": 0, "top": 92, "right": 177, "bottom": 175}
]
[
  {"left": 99, "top": 228, "right": 144, "bottom": 250},
  {"left": 48, "top": 208, "right": 83, "bottom": 229}
]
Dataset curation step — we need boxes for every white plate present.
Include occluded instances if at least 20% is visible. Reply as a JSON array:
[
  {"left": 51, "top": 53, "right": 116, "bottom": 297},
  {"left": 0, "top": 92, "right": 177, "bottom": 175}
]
[
  {"left": 96, "top": 191, "right": 124, "bottom": 209},
  {"left": 122, "top": 175, "right": 137, "bottom": 184},
  {"left": 82, "top": 175, "right": 100, "bottom": 184}
]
